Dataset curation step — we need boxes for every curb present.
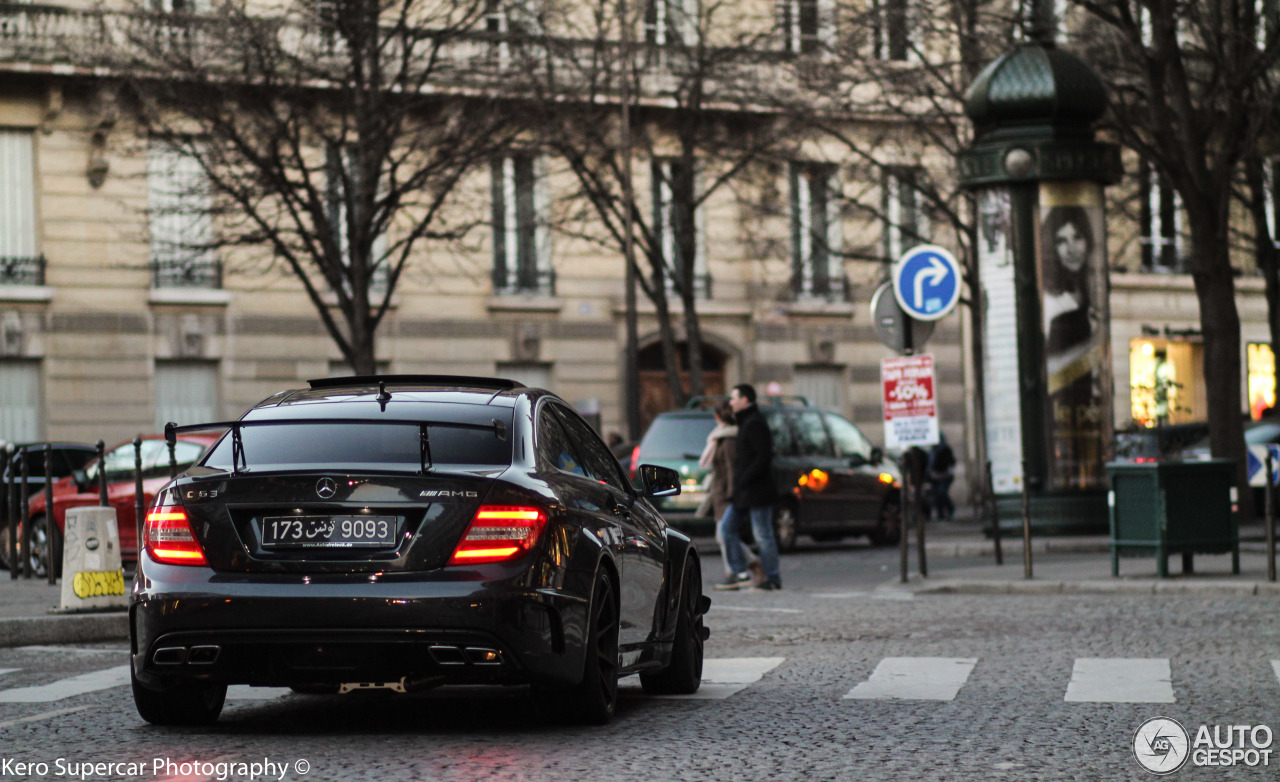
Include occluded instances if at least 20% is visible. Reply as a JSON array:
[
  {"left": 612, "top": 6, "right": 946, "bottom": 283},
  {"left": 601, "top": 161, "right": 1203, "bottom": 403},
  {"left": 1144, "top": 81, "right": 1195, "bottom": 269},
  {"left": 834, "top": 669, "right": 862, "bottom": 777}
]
[
  {"left": 0, "top": 613, "right": 129, "bottom": 648},
  {"left": 911, "top": 579, "right": 1280, "bottom": 596}
]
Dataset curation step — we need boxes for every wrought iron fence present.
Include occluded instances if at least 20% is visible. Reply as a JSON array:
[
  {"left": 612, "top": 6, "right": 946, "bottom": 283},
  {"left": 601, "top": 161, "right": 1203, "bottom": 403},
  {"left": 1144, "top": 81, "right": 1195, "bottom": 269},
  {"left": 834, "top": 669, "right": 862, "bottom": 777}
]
[
  {"left": 152, "top": 257, "right": 222, "bottom": 289},
  {"left": 0, "top": 255, "right": 45, "bottom": 286}
]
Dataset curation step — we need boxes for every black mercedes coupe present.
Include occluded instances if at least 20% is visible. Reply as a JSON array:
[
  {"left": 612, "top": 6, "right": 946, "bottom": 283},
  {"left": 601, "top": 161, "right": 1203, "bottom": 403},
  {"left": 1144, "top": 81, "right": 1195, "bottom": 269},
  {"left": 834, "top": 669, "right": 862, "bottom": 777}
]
[{"left": 130, "top": 376, "right": 709, "bottom": 726}]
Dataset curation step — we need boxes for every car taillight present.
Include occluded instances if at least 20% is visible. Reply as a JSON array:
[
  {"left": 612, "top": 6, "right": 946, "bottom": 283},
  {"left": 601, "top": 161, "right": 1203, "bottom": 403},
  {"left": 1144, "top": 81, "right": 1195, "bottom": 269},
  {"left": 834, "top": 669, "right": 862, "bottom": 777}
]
[
  {"left": 629, "top": 445, "right": 641, "bottom": 479},
  {"left": 144, "top": 503, "right": 207, "bottom": 566},
  {"left": 448, "top": 506, "right": 547, "bottom": 565}
]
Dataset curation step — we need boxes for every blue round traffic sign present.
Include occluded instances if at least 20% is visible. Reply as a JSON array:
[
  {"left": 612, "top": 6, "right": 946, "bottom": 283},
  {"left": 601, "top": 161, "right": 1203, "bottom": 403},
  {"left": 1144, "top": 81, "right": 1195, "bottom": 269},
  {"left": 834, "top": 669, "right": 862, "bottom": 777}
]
[{"left": 891, "top": 245, "right": 961, "bottom": 321}]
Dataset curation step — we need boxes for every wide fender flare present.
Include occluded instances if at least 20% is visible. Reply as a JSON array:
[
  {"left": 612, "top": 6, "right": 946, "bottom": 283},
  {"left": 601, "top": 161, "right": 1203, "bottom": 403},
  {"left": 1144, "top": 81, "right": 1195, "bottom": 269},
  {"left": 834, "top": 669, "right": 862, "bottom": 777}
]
[{"left": 657, "top": 527, "right": 699, "bottom": 642}]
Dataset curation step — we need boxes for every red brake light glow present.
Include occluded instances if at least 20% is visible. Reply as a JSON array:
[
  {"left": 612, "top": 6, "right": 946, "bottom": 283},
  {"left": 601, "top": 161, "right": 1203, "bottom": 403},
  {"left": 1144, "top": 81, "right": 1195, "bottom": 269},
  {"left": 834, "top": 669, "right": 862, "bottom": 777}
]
[
  {"left": 448, "top": 506, "right": 547, "bottom": 565},
  {"left": 144, "top": 503, "right": 208, "bottom": 566}
]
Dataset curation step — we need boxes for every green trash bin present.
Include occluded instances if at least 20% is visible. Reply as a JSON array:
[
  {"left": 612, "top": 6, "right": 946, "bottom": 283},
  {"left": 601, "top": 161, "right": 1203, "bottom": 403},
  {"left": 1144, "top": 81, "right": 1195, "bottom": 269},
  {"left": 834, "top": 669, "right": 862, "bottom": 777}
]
[{"left": 1107, "top": 459, "right": 1240, "bottom": 577}]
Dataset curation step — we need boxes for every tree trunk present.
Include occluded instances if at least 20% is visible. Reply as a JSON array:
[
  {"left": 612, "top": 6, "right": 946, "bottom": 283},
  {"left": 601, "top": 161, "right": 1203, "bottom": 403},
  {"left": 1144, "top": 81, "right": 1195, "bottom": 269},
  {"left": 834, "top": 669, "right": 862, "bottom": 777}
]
[{"left": 1188, "top": 218, "right": 1249, "bottom": 518}]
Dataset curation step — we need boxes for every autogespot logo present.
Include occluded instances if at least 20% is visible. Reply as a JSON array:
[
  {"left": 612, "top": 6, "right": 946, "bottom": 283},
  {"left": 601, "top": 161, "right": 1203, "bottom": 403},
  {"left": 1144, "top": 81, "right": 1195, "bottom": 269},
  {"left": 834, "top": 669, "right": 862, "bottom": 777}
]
[{"left": 1134, "top": 717, "right": 1191, "bottom": 775}]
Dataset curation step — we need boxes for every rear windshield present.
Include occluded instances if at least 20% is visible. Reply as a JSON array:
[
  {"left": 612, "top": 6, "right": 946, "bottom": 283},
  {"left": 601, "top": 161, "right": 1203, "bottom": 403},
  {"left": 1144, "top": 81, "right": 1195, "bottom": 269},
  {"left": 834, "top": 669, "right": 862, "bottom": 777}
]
[
  {"left": 201, "top": 422, "right": 511, "bottom": 471},
  {"left": 638, "top": 416, "right": 717, "bottom": 460}
]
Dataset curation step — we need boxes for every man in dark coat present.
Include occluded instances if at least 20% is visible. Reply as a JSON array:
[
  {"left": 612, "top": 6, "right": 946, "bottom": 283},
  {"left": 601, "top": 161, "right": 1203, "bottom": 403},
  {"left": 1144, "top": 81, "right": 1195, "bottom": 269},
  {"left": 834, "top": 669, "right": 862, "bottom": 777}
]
[{"left": 716, "top": 383, "right": 782, "bottom": 590}]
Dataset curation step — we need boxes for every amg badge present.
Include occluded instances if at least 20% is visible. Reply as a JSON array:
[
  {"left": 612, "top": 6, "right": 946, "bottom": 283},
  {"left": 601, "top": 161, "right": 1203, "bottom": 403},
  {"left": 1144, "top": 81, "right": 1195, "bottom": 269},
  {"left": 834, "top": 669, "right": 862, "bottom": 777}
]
[{"left": 419, "top": 490, "right": 478, "bottom": 498}]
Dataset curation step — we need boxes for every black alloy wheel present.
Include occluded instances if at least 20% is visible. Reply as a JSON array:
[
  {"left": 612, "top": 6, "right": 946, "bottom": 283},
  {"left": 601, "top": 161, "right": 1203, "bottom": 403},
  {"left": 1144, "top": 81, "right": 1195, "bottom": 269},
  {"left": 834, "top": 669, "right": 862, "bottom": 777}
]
[
  {"left": 131, "top": 666, "right": 227, "bottom": 726},
  {"left": 868, "top": 495, "right": 902, "bottom": 546},
  {"left": 542, "top": 569, "right": 620, "bottom": 725},
  {"left": 25, "top": 516, "right": 52, "bottom": 579},
  {"left": 773, "top": 503, "right": 798, "bottom": 553},
  {"left": 641, "top": 556, "right": 707, "bottom": 695}
]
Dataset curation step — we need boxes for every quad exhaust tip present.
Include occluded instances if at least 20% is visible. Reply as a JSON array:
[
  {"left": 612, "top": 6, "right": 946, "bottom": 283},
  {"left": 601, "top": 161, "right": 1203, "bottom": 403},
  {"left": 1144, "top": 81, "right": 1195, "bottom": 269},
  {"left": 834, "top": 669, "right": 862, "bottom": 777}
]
[
  {"left": 151, "top": 644, "right": 221, "bottom": 666},
  {"left": 427, "top": 645, "right": 504, "bottom": 666}
]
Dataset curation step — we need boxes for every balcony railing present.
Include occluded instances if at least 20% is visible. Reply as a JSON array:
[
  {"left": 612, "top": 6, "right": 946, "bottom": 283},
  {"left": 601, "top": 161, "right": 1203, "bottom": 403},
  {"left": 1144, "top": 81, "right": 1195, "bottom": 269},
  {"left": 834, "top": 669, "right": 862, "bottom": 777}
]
[
  {"left": 0, "top": 3, "right": 816, "bottom": 107},
  {"left": 492, "top": 266, "right": 555, "bottom": 297},
  {"left": 152, "top": 256, "right": 221, "bottom": 289},
  {"left": 0, "top": 255, "right": 46, "bottom": 286}
]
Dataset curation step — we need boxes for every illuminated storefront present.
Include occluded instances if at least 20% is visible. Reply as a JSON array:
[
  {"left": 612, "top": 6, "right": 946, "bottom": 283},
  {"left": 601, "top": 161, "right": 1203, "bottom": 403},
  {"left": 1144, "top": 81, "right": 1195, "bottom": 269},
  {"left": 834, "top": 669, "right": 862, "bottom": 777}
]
[
  {"left": 1129, "top": 338, "right": 1204, "bottom": 427},
  {"left": 1248, "top": 343, "right": 1276, "bottom": 419}
]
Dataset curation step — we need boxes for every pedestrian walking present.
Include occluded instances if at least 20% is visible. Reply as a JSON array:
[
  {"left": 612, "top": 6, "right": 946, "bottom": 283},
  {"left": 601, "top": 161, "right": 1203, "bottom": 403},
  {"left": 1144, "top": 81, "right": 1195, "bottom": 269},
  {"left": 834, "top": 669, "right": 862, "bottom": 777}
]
[
  {"left": 701, "top": 401, "right": 763, "bottom": 588},
  {"left": 717, "top": 383, "right": 782, "bottom": 591},
  {"left": 928, "top": 434, "right": 956, "bottom": 521}
]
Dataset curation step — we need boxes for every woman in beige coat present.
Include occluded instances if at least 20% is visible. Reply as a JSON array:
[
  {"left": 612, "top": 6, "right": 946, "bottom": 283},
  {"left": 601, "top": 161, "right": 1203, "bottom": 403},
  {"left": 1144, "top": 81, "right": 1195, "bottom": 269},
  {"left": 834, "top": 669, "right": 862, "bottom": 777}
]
[{"left": 701, "top": 401, "right": 763, "bottom": 589}]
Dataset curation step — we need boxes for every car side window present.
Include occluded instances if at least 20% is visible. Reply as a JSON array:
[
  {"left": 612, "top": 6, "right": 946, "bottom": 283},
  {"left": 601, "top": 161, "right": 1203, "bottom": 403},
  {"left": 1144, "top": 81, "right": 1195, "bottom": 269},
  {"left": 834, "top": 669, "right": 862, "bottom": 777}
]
[
  {"left": 554, "top": 407, "right": 630, "bottom": 493},
  {"left": 793, "top": 411, "right": 835, "bottom": 457},
  {"left": 536, "top": 406, "right": 586, "bottom": 477},
  {"left": 825, "top": 413, "right": 873, "bottom": 460},
  {"left": 766, "top": 411, "right": 796, "bottom": 456}
]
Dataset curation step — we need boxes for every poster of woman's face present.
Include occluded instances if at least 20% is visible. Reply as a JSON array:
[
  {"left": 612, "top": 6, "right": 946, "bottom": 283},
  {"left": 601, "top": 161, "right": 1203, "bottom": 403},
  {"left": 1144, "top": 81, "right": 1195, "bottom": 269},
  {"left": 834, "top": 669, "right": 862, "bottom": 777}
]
[{"left": 1037, "top": 199, "right": 1109, "bottom": 492}]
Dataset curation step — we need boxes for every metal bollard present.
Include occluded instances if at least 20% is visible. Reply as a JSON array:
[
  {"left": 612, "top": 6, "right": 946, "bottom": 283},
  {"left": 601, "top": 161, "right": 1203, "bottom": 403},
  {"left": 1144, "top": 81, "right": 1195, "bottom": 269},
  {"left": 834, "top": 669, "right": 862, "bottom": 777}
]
[
  {"left": 987, "top": 461, "right": 1003, "bottom": 566},
  {"left": 6, "top": 444, "right": 15, "bottom": 580},
  {"left": 916, "top": 458, "right": 928, "bottom": 579},
  {"left": 134, "top": 437, "right": 144, "bottom": 561},
  {"left": 1268, "top": 453, "right": 1276, "bottom": 583},
  {"left": 1021, "top": 460, "right": 1032, "bottom": 580},
  {"left": 44, "top": 443, "right": 56, "bottom": 585},
  {"left": 96, "top": 439, "right": 107, "bottom": 507},
  {"left": 20, "top": 447, "right": 30, "bottom": 579}
]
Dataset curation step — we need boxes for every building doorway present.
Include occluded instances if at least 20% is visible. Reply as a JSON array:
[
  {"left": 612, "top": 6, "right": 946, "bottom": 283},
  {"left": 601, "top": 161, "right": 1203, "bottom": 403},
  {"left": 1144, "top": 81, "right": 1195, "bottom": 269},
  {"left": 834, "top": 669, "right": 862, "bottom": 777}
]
[{"left": 638, "top": 341, "right": 727, "bottom": 433}]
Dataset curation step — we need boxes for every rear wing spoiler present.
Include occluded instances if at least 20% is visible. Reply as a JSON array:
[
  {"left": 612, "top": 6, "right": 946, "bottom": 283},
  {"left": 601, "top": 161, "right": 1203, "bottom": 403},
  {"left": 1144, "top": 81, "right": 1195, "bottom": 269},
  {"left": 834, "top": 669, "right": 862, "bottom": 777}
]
[{"left": 165, "top": 417, "right": 509, "bottom": 477}]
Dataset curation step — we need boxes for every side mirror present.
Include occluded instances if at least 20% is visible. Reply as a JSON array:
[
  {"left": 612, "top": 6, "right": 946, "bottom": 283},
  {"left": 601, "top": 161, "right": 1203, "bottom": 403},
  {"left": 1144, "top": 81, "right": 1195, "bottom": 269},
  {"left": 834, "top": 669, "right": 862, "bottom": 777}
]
[
  {"left": 637, "top": 464, "right": 681, "bottom": 498},
  {"left": 847, "top": 453, "right": 869, "bottom": 468},
  {"left": 870, "top": 447, "right": 884, "bottom": 465}
]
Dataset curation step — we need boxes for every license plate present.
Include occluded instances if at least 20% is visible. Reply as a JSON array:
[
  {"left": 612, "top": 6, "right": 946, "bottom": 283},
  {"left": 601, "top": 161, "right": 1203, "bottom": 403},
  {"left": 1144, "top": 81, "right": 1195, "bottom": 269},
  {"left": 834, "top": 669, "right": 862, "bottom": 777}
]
[{"left": 260, "top": 515, "right": 398, "bottom": 549}]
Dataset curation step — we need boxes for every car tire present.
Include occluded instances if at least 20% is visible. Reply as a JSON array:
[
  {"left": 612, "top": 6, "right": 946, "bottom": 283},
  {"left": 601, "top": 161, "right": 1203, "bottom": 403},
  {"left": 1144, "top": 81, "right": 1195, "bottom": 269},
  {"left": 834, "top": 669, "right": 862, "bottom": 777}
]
[
  {"left": 772, "top": 503, "right": 798, "bottom": 553},
  {"left": 26, "top": 516, "right": 56, "bottom": 579},
  {"left": 131, "top": 666, "right": 226, "bottom": 726},
  {"left": 868, "top": 495, "right": 902, "bottom": 547},
  {"left": 538, "top": 569, "right": 620, "bottom": 725},
  {"left": 640, "top": 556, "right": 707, "bottom": 695}
]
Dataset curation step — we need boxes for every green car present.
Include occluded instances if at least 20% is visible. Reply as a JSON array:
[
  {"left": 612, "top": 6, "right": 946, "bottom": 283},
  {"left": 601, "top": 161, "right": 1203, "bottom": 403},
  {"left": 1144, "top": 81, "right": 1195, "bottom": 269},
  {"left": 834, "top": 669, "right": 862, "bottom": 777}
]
[{"left": 632, "top": 398, "right": 903, "bottom": 550}]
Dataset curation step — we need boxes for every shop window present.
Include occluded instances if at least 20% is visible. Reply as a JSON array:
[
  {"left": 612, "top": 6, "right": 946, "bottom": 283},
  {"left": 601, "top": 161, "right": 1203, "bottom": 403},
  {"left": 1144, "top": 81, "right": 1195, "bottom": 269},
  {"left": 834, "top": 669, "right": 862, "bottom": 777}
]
[
  {"left": 1248, "top": 342, "right": 1276, "bottom": 419},
  {"left": 1129, "top": 339, "right": 1203, "bottom": 426}
]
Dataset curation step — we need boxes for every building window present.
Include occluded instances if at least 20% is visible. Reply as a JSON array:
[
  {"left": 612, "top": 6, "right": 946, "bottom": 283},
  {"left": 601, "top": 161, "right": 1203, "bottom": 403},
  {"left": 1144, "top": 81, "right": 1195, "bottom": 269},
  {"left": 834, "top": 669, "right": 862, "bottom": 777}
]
[
  {"left": 780, "top": 0, "right": 832, "bottom": 54},
  {"left": 651, "top": 158, "right": 708, "bottom": 299},
  {"left": 1140, "top": 159, "right": 1183, "bottom": 272},
  {"left": 871, "top": 0, "right": 912, "bottom": 61},
  {"left": 0, "top": 361, "right": 40, "bottom": 442},
  {"left": 0, "top": 129, "right": 42, "bottom": 287},
  {"left": 484, "top": 0, "right": 542, "bottom": 65},
  {"left": 794, "top": 365, "right": 845, "bottom": 413},
  {"left": 644, "top": 0, "right": 696, "bottom": 46},
  {"left": 1264, "top": 158, "right": 1280, "bottom": 249},
  {"left": 883, "top": 166, "right": 928, "bottom": 263},
  {"left": 790, "top": 162, "right": 844, "bottom": 300},
  {"left": 491, "top": 154, "right": 553, "bottom": 296},
  {"left": 155, "top": 361, "right": 219, "bottom": 430},
  {"left": 149, "top": 138, "right": 220, "bottom": 289},
  {"left": 326, "top": 144, "right": 389, "bottom": 295}
]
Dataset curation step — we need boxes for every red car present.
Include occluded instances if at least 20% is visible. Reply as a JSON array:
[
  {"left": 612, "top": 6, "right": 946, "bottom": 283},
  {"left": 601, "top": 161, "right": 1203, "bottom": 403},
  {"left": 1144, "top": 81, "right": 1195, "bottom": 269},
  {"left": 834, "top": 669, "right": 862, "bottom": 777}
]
[{"left": 19, "top": 433, "right": 222, "bottom": 577}]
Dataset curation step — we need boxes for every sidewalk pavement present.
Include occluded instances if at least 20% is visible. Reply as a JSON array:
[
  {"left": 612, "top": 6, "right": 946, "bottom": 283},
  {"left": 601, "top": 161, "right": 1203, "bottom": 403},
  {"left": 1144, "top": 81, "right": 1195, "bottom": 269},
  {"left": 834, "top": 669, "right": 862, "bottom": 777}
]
[{"left": 2, "top": 517, "right": 1277, "bottom": 647}]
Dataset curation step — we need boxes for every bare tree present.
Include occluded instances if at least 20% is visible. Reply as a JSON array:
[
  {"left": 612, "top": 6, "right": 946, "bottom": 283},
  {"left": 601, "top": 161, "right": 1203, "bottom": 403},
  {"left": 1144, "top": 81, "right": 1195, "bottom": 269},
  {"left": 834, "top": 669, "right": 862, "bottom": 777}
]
[
  {"left": 1074, "top": 0, "right": 1280, "bottom": 513},
  {"left": 93, "top": 0, "right": 522, "bottom": 374},
  {"left": 514, "top": 0, "right": 810, "bottom": 409}
]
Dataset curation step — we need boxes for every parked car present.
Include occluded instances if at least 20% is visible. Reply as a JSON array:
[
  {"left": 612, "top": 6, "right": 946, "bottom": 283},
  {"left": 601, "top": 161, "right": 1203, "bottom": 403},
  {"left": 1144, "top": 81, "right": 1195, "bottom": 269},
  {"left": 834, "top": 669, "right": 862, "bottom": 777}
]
[
  {"left": 19, "top": 433, "right": 221, "bottom": 577},
  {"left": 633, "top": 397, "right": 902, "bottom": 550},
  {"left": 1113, "top": 422, "right": 1210, "bottom": 463},
  {"left": 0, "top": 441, "right": 98, "bottom": 570},
  {"left": 129, "top": 375, "right": 707, "bottom": 726}
]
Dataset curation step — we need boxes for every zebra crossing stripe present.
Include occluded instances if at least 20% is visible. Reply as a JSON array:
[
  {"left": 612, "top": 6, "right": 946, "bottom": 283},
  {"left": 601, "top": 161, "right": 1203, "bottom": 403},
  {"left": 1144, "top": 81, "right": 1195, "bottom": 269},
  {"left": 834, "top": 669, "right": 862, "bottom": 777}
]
[
  {"left": 1064, "top": 658, "right": 1174, "bottom": 703},
  {"left": 0, "top": 665, "right": 131, "bottom": 703},
  {"left": 0, "top": 669, "right": 20, "bottom": 677},
  {"left": 226, "top": 686, "right": 293, "bottom": 701},
  {"left": 844, "top": 657, "right": 978, "bottom": 701},
  {"left": 622, "top": 657, "right": 786, "bottom": 700}
]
